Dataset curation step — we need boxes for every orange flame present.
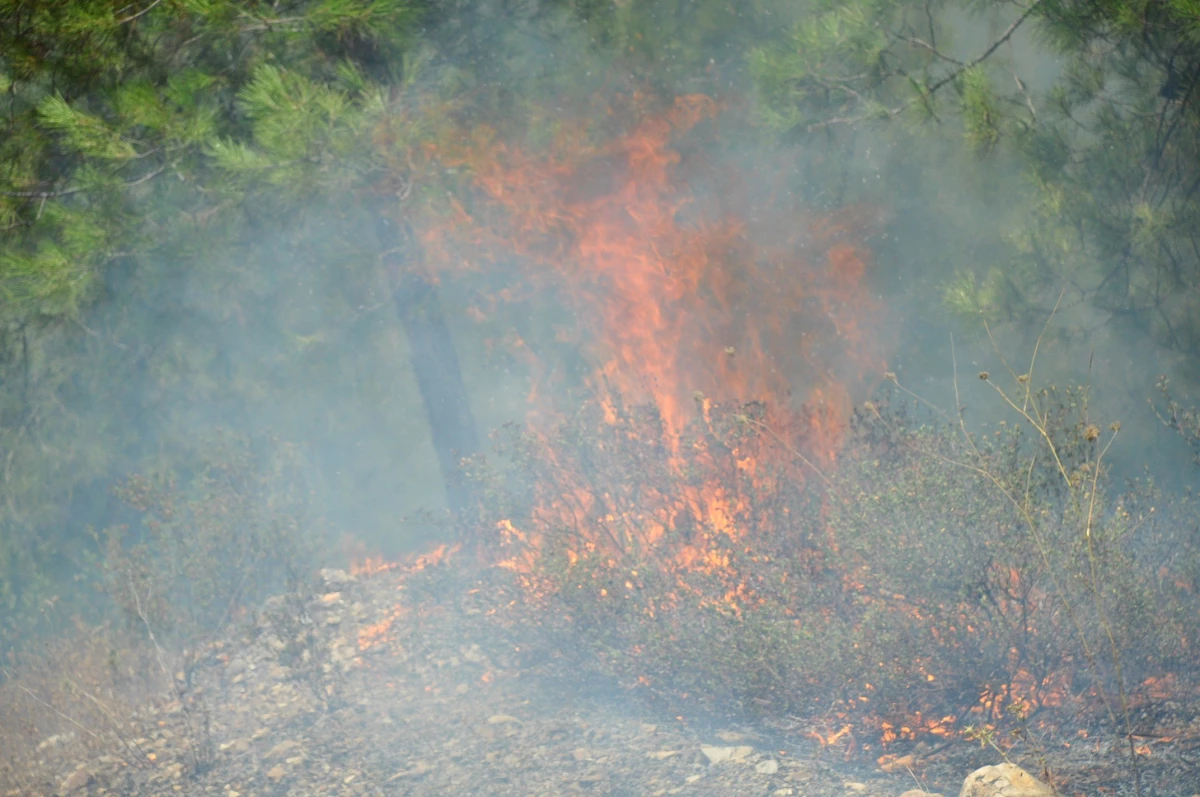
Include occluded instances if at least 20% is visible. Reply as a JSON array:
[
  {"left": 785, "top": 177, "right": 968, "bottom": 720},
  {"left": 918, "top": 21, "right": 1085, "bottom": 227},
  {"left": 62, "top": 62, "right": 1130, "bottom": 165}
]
[{"left": 422, "top": 94, "right": 883, "bottom": 446}]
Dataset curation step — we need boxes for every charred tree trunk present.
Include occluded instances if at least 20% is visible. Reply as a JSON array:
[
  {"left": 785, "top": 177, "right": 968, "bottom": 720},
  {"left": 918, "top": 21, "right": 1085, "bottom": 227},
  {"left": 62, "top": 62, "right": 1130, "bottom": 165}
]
[{"left": 376, "top": 214, "right": 479, "bottom": 515}]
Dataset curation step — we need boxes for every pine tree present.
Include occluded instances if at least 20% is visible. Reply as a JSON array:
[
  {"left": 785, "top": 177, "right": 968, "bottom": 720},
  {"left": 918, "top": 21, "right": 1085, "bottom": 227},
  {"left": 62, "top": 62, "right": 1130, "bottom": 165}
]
[
  {"left": 0, "top": 0, "right": 445, "bottom": 636},
  {"left": 751, "top": 0, "right": 1200, "bottom": 359}
]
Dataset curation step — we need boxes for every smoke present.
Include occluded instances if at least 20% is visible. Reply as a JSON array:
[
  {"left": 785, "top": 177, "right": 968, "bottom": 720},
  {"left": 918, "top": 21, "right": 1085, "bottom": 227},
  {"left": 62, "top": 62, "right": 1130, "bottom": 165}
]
[{"left": 20, "top": 0, "right": 1197, "bottom": 633}]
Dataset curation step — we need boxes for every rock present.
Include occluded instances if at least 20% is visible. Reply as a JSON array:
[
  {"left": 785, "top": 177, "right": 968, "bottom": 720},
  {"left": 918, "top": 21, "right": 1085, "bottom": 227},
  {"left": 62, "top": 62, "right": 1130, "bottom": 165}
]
[
  {"left": 219, "top": 738, "right": 251, "bottom": 753},
  {"left": 959, "top": 764, "right": 1054, "bottom": 797},
  {"left": 37, "top": 732, "right": 76, "bottom": 752},
  {"left": 716, "top": 730, "right": 756, "bottom": 743},
  {"left": 700, "top": 745, "right": 753, "bottom": 764},
  {"left": 902, "top": 791, "right": 944, "bottom": 797},
  {"left": 773, "top": 790, "right": 795, "bottom": 796},
  {"left": 844, "top": 782, "right": 869, "bottom": 792},
  {"left": 387, "top": 762, "right": 430, "bottom": 781},
  {"left": 265, "top": 739, "right": 301, "bottom": 760},
  {"left": 266, "top": 765, "right": 285, "bottom": 781},
  {"left": 686, "top": 774, "right": 703, "bottom": 783},
  {"left": 881, "top": 754, "right": 917, "bottom": 773},
  {"left": 60, "top": 768, "right": 91, "bottom": 793},
  {"left": 487, "top": 714, "right": 522, "bottom": 724},
  {"left": 319, "top": 568, "right": 354, "bottom": 587},
  {"left": 756, "top": 759, "right": 780, "bottom": 775},
  {"left": 647, "top": 750, "right": 680, "bottom": 760}
]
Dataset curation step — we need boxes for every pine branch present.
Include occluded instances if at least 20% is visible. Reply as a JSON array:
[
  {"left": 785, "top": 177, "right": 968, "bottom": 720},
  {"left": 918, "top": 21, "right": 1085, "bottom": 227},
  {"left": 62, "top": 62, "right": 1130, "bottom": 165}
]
[
  {"left": 1, "top": 165, "right": 167, "bottom": 200},
  {"left": 807, "top": 0, "right": 1047, "bottom": 131},
  {"left": 116, "top": 0, "right": 166, "bottom": 25}
]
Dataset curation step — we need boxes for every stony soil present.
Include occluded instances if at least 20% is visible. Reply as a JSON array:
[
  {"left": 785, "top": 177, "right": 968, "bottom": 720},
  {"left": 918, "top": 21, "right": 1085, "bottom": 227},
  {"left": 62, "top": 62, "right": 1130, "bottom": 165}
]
[{"left": 6, "top": 563, "right": 1199, "bottom": 797}]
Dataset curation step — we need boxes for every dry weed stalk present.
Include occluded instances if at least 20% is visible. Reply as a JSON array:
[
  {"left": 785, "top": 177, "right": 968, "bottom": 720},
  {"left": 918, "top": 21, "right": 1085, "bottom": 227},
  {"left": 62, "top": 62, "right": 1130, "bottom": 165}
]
[{"left": 874, "top": 295, "right": 1141, "bottom": 797}]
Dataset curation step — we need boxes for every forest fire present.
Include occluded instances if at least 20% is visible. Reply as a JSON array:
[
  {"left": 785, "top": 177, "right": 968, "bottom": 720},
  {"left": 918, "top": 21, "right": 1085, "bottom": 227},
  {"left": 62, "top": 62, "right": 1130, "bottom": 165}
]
[
  {"left": 359, "top": 92, "right": 1200, "bottom": 754},
  {"left": 420, "top": 94, "right": 884, "bottom": 574}
]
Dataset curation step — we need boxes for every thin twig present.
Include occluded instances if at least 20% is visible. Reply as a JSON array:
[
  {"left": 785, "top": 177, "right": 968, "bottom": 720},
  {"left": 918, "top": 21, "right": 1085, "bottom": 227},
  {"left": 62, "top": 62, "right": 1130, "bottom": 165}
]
[
  {"left": 6, "top": 681, "right": 102, "bottom": 741},
  {"left": 742, "top": 416, "right": 835, "bottom": 489},
  {"left": 2, "top": 165, "right": 167, "bottom": 200},
  {"left": 1082, "top": 428, "right": 1142, "bottom": 797},
  {"left": 1023, "top": 288, "right": 1065, "bottom": 413},
  {"left": 115, "top": 0, "right": 165, "bottom": 24}
]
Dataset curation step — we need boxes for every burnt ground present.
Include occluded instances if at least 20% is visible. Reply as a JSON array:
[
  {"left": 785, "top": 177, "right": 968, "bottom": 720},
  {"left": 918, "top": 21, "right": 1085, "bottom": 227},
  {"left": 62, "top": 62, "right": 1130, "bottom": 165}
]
[{"left": 5, "top": 564, "right": 1199, "bottom": 797}]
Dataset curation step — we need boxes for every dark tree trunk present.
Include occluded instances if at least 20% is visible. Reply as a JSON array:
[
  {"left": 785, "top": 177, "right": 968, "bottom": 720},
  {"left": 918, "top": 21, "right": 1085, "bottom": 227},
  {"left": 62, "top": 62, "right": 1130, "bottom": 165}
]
[{"left": 376, "top": 214, "right": 479, "bottom": 515}]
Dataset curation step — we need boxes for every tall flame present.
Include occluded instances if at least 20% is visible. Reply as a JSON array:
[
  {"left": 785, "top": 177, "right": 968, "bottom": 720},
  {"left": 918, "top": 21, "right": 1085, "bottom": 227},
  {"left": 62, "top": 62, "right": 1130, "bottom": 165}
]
[{"left": 422, "top": 94, "right": 884, "bottom": 447}]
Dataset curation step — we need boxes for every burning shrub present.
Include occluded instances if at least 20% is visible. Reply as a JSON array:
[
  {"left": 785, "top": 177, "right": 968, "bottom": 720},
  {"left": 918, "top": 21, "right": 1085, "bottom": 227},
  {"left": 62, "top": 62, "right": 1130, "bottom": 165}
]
[{"left": 473, "top": 383, "right": 1200, "bottom": 737}]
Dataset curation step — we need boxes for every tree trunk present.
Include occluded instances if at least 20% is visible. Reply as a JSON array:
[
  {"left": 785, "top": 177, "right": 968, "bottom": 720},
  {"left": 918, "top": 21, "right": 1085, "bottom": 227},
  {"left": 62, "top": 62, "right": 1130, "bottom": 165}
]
[{"left": 376, "top": 214, "right": 479, "bottom": 515}]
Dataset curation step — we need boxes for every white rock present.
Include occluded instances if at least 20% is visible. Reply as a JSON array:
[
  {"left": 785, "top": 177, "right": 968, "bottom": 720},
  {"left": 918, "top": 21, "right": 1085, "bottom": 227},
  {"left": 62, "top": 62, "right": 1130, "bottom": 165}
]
[
  {"left": 264, "top": 739, "right": 300, "bottom": 760},
  {"left": 61, "top": 768, "right": 91, "bottom": 793},
  {"left": 756, "top": 759, "right": 780, "bottom": 775},
  {"left": 319, "top": 568, "right": 354, "bottom": 587},
  {"left": 36, "top": 732, "right": 76, "bottom": 751},
  {"left": 701, "top": 745, "right": 754, "bottom": 763},
  {"left": 487, "top": 714, "right": 522, "bottom": 724},
  {"left": 959, "top": 764, "right": 1054, "bottom": 797},
  {"left": 717, "top": 730, "right": 756, "bottom": 742}
]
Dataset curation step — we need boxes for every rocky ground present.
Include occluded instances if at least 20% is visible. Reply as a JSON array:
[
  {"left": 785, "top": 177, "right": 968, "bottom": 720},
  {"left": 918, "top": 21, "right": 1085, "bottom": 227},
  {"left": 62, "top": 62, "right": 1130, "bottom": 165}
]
[{"left": 5, "top": 562, "right": 1199, "bottom": 797}]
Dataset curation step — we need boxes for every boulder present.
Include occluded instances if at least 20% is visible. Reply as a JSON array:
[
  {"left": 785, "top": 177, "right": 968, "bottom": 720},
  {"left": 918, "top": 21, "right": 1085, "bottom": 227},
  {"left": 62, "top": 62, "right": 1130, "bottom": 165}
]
[{"left": 959, "top": 764, "right": 1055, "bottom": 797}]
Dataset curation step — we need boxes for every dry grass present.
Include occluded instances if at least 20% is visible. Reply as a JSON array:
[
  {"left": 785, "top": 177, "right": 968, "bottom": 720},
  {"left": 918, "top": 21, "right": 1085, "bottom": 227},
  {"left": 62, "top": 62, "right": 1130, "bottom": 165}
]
[{"left": 0, "top": 621, "right": 164, "bottom": 792}]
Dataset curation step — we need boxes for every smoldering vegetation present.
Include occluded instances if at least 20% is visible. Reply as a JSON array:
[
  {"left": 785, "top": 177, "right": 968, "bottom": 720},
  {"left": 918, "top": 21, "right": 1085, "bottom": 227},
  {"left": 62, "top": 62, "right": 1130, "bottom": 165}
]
[{"left": 2, "top": 0, "right": 1200, "bottom": 794}]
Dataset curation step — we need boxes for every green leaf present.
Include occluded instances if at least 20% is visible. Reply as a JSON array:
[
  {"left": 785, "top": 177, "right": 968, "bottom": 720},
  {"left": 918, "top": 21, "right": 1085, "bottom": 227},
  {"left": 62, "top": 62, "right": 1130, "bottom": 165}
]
[
  {"left": 37, "top": 94, "right": 137, "bottom": 160},
  {"left": 960, "top": 66, "right": 1000, "bottom": 153}
]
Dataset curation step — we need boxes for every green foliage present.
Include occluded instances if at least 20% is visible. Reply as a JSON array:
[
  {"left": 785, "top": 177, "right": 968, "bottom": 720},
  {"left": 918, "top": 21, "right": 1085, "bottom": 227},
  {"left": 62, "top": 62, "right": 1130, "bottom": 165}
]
[
  {"left": 751, "top": 0, "right": 1200, "bottom": 362},
  {"left": 0, "top": 0, "right": 439, "bottom": 644},
  {"left": 943, "top": 268, "right": 1022, "bottom": 323},
  {"left": 960, "top": 66, "right": 1000, "bottom": 152},
  {"left": 748, "top": 0, "right": 897, "bottom": 133}
]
